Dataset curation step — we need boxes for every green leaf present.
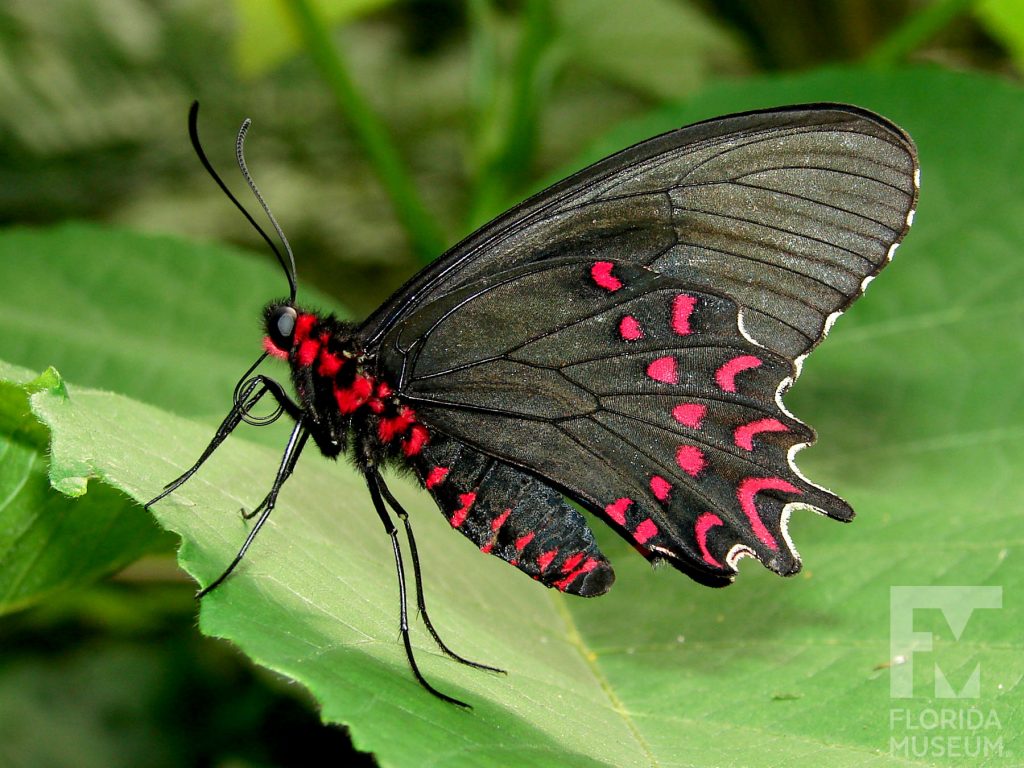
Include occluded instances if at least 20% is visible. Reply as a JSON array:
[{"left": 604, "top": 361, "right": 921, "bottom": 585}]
[
  {"left": 0, "top": 362, "right": 168, "bottom": 614},
  {"left": 6, "top": 66, "right": 1024, "bottom": 765}
]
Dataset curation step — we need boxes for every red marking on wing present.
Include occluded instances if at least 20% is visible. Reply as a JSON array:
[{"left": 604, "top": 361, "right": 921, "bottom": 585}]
[
  {"left": 425, "top": 466, "right": 449, "bottom": 489},
  {"left": 737, "top": 477, "right": 802, "bottom": 550},
  {"left": 672, "top": 403, "right": 706, "bottom": 429},
  {"left": 317, "top": 351, "right": 343, "bottom": 377},
  {"left": 451, "top": 492, "right": 476, "bottom": 528},
  {"left": 293, "top": 314, "right": 316, "bottom": 344},
  {"left": 263, "top": 336, "right": 289, "bottom": 360},
  {"left": 647, "top": 356, "right": 678, "bottom": 384},
  {"left": 334, "top": 375, "right": 374, "bottom": 413},
  {"left": 715, "top": 355, "right": 762, "bottom": 392},
  {"left": 695, "top": 512, "right": 725, "bottom": 568},
  {"left": 402, "top": 425, "right": 429, "bottom": 456},
  {"left": 734, "top": 418, "right": 790, "bottom": 451},
  {"left": 619, "top": 315, "right": 644, "bottom": 341},
  {"left": 480, "top": 541, "right": 494, "bottom": 554},
  {"left": 514, "top": 531, "right": 534, "bottom": 552},
  {"left": 671, "top": 294, "right": 697, "bottom": 336},
  {"left": 675, "top": 445, "right": 706, "bottom": 477},
  {"left": 560, "top": 552, "right": 585, "bottom": 573},
  {"left": 553, "top": 556, "right": 600, "bottom": 591},
  {"left": 605, "top": 497, "right": 633, "bottom": 525},
  {"left": 649, "top": 475, "right": 672, "bottom": 501},
  {"left": 633, "top": 518, "right": 659, "bottom": 545},
  {"left": 591, "top": 261, "right": 622, "bottom": 291},
  {"left": 537, "top": 549, "right": 558, "bottom": 571}
]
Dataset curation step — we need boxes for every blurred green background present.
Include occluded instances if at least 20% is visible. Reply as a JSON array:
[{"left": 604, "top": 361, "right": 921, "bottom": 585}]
[{"left": 1, "top": 1, "right": 1022, "bottom": 766}]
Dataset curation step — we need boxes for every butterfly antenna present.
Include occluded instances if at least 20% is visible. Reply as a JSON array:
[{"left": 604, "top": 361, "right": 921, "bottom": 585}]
[
  {"left": 187, "top": 101, "right": 297, "bottom": 302},
  {"left": 235, "top": 118, "right": 298, "bottom": 302}
]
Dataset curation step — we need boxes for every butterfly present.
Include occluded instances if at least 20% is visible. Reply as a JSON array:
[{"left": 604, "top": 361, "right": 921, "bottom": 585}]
[{"left": 149, "top": 102, "right": 918, "bottom": 706}]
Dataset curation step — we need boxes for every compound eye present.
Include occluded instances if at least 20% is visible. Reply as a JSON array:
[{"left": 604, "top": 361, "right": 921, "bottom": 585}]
[{"left": 269, "top": 305, "right": 298, "bottom": 349}]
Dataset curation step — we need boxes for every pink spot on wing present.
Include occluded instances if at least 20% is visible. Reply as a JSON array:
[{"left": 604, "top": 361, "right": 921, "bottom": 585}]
[
  {"left": 649, "top": 475, "right": 672, "bottom": 502},
  {"left": 537, "top": 549, "right": 558, "bottom": 572},
  {"left": 591, "top": 261, "right": 622, "bottom": 291},
  {"left": 671, "top": 294, "right": 697, "bottom": 336},
  {"left": 647, "top": 356, "right": 678, "bottom": 384},
  {"left": 734, "top": 418, "right": 790, "bottom": 451},
  {"left": 715, "top": 355, "right": 762, "bottom": 392},
  {"left": 737, "top": 477, "right": 802, "bottom": 550},
  {"left": 605, "top": 497, "right": 633, "bottom": 525},
  {"left": 672, "top": 403, "right": 706, "bottom": 429},
  {"left": 450, "top": 492, "right": 476, "bottom": 528},
  {"left": 675, "top": 445, "right": 706, "bottom": 477},
  {"left": 425, "top": 466, "right": 449, "bottom": 489},
  {"left": 695, "top": 512, "right": 725, "bottom": 568},
  {"left": 619, "top": 315, "right": 644, "bottom": 341},
  {"left": 491, "top": 508, "right": 511, "bottom": 532},
  {"left": 633, "top": 518, "right": 658, "bottom": 545}
]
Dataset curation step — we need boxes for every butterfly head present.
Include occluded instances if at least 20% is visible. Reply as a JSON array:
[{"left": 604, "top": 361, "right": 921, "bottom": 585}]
[{"left": 262, "top": 301, "right": 298, "bottom": 360}]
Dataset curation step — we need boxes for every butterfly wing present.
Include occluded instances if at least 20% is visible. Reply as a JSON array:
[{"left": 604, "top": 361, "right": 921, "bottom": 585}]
[
  {"left": 358, "top": 104, "right": 919, "bottom": 362},
  {"left": 379, "top": 258, "right": 849, "bottom": 584}
]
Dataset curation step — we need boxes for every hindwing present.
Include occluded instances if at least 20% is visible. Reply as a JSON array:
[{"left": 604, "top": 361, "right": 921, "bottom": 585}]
[{"left": 379, "top": 259, "right": 848, "bottom": 584}]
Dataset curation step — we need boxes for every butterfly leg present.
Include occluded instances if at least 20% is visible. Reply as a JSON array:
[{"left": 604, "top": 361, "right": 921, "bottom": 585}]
[
  {"left": 372, "top": 470, "right": 505, "bottom": 675},
  {"left": 364, "top": 471, "right": 470, "bottom": 708},
  {"left": 197, "top": 416, "right": 309, "bottom": 599},
  {"left": 240, "top": 429, "right": 310, "bottom": 520},
  {"left": 146, "top": 375, "right": 301, "bottom": 509}
]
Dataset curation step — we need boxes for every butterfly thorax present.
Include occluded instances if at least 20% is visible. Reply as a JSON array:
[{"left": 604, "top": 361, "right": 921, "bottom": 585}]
[{"left": 262, "top": 301, "right": 428, "bottom": 463}]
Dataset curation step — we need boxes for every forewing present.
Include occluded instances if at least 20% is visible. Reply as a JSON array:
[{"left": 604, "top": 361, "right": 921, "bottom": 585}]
[
  {"left": 380, "top": 259, "right": 848, "bottom": 584},
  {"left": 360, "top": 104, "right": 918, "bottom": 361}
]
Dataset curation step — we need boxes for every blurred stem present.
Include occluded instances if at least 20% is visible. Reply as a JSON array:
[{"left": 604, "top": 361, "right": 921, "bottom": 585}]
[
  {"left": 465, "top": 0, "right": 555, "bottom": 231},
  {"left": 865, "top": 0, "right": 976, "bottom": 66},
  {"left": 281, "top": 0, "right": 446, "bottom": 262}
]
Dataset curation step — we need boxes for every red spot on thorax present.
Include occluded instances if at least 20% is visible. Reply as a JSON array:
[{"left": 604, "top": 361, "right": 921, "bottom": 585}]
[
  {"left": 605, "top": 497, "right": 633, "bottom": 525},
  {"left": 297, "top": 338, "right": 320, "bottom": 367},
  {"left": 425, "top": 466, "right": 449, "bottom": 489},
  {"left": 293, "top": 314, "right": 316, "bottom": 344},
  {"left": 647, "top": 356, "right": 678, "bottom": 384},
  {"left": 734, "top": 418, "right": 789, "bottom": 451},
  {"left": 672, "top": 403, "right": 706, "bottom": 429},
  {"left": 317, "top": 351, "right": 343, "bottom": 377},
  {"left": 737, "top": 477, "right": 801, "bottom": 550},
  {"left": 378, "top": 407, "right": 417, "bottom": 442},
  {"left": 590, "top": 261, "right": 622, "bottom": 291},
  {"left": 402, "top": 425, "right": 428, "bottom": 456},
  {"left": 715, "top": 355, "right": 762, "bottom": 392},
  {"left": 695, "top": 512, "right": 724, "bottom": 568},
  {"left": 675, "top": 445, "right": 706, "bottom": 477},
  {"left": 619, "top": 315, "right": 643, "bottom": 341},
  {"left": 334, "top": 375, "right": 374, "bottom": 414},
  {"left": 671, "top": 294, "right": 697, "bottom": 335}
]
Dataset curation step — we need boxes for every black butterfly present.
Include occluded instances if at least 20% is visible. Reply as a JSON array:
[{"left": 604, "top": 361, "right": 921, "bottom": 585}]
[{"left": 149, "top": 102, "right": 918, "bottom": 706}]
